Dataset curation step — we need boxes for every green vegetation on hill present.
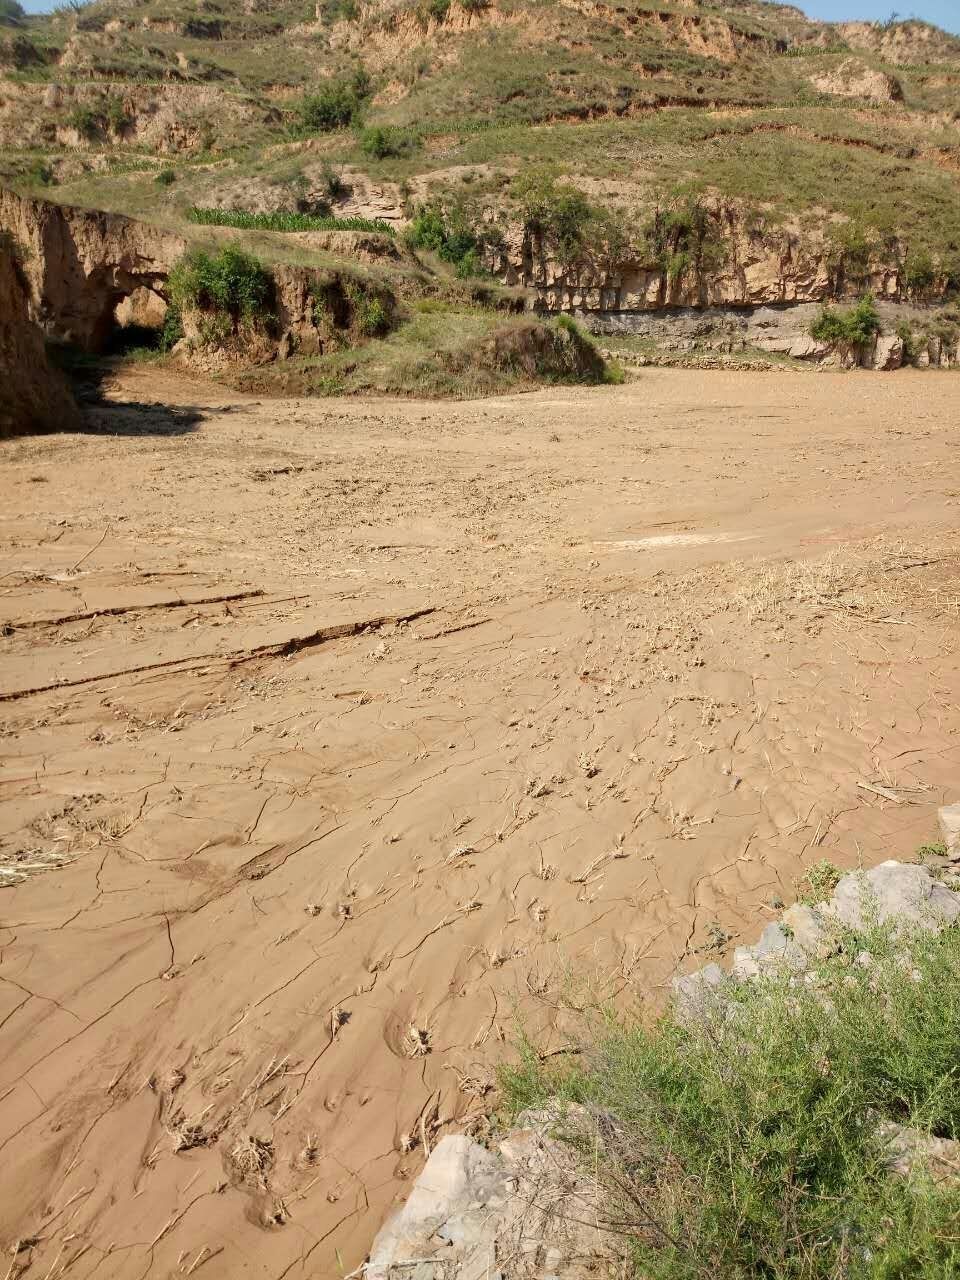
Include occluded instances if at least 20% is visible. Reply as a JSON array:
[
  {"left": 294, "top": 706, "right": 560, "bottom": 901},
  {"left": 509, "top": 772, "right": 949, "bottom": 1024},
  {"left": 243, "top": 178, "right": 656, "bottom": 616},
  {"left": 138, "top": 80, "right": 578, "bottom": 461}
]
[
  {"left": 503, "top": 915, "right": 960, "bottom": 1280},
  {"left": 187, "top": 206, "right": 395, "bottom": 235}
]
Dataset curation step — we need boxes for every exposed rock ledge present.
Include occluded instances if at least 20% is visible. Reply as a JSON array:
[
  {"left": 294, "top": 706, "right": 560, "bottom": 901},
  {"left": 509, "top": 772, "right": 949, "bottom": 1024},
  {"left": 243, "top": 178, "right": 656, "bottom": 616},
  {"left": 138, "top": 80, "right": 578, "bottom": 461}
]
[{"left": 368, "top": 802, "right": 960, "bottom": 1279}]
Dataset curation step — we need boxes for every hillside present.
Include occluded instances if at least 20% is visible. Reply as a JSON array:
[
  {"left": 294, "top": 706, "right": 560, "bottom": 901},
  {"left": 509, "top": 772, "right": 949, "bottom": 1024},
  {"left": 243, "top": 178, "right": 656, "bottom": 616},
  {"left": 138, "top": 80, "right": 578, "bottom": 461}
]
[
  {"left": 1, "top": 0, "right": 959, "bottom": 383},
  {"left": 1, "top": 1, "right": 958, "bottom": 275}
]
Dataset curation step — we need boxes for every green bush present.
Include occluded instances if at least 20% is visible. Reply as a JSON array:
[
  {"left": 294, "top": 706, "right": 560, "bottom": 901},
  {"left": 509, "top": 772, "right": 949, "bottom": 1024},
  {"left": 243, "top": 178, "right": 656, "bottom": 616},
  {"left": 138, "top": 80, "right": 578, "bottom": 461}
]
[
  {"left": 513, "top": 167, "right": 593, "bottom": 263},
  {"left": 810, "top": 294, "right": 881, "bottom": 346},
  {"left": 322, "top": 0, "right": 357, "bottom": 21},
  {"left": 159, "top": 304, "right": 184, "bottom": 352},
  {"left": 296, "top": 69, "right": 370, "bottom": 133},
  {"left": 501, "top": 918, "right": 960, "bottom": 1280},
  {"left": 66, "top": 105, "right": 100, "bottom": 140},
  {"left": 155, "top": 168, "right": 176, "bottom": 186},
  {"left": 406, "top": 201, "right": 489, "bottom": 277},
  {"left": 420, "top": 0, "right": 450, "bottom": 21},
  {"left": 359, "top": 125, "right": 419, "bottom": 160},
  {"left": 168, "top": 246, "right": 273, "bottom": 328},
  {"left": 0, "top": 0, "right": 25, "bottom": 24},
  {"left": 104, "top": 95, "right": 130, "bottom": 134},
  {"left": 827, "top": 220, "right": 878, "bottom": 282},
  {"left": 352, "top": 292, "right": 389, "bottom": 337},
  {"left": 21, "top": 157, "right": 54, "bottom": 187},
  {"left": 903, "top": 247, "right": 936, "bottom": 296},
  {"left": 643, "top": 197, "right": 727, "bottom": 284}
]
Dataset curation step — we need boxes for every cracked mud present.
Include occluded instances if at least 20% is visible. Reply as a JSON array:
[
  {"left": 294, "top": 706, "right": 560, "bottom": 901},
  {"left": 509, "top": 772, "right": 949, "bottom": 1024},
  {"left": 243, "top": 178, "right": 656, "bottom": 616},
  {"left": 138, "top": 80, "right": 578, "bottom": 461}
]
[{"left": 1, "top": 365, "right": 959, "bottom": 1278}]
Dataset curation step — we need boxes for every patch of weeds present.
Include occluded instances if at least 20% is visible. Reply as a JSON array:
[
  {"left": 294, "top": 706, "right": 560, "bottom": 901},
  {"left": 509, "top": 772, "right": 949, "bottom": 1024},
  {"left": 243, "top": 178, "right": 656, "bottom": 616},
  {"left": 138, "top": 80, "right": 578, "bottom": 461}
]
[
  {"left": 420, "top": 0, "right": 450, "bottom": 21},
  {"left": 359, "top": 125, "right": 419, "bottom": 160},
  {"left": 186, "top": 206, "right": 394, "bottom": 235},
  {"left": 810, "top": 294, "right": 881, "bottom": 346},
  {"left": 642, "top": 196, "right": 728, "bottom": 284},
  {"left": 795, "top": 858, "right": 843, "bottom": 905},
  {"left": 155, "top": 167, "right": 176, "bottom": 186},
  {"left": 500, "top": 918, "right": 960, "bottom": 1280},
  {"left": 902, "top": 247, "right": 936, "bottom": 298},
  {"left": 915, "top": 839, "right": 948, "bottom": 861}
]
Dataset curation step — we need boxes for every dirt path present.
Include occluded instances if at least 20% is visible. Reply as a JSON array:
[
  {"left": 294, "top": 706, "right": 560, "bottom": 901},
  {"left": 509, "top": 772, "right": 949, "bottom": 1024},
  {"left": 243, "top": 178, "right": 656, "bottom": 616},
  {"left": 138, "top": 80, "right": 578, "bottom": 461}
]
[{"left": 1, "top": 366, "right": 959, "bottom": 1280}]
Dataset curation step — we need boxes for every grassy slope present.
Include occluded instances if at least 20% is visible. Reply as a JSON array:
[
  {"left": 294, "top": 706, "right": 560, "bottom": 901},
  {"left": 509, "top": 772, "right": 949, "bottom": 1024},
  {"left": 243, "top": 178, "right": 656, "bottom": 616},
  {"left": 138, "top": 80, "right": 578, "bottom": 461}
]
[{"left": 1, "top": 0, "right": 957, "bottom": 245}]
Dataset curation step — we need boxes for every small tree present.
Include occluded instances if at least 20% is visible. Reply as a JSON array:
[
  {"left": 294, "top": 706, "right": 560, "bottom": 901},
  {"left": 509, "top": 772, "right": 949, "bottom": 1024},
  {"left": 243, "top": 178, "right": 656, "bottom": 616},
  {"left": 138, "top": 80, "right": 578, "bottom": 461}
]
[{"left": 297, "top": 69, "right": 370, "bottom": 133}]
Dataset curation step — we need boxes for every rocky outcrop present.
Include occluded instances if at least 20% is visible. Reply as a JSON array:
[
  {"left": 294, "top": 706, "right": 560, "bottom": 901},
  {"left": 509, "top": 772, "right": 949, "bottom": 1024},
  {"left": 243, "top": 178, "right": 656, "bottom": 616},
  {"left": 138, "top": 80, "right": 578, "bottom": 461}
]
[
  {"left": 0, "top": 241, "right": 80, "bottom": 437},
  {"left": 838, "top": 19, "right": 960, "bottom": 67},
  {"left": 368, "top": 1113, "right": 623, "bottom": 1279},
  {"left": 490, "top": 203, "right": 910, "bottom": 315},
  {"left": 0, "top": 187, "right": 184, "bottom": 350},
  {"left": 584, "top": 300, "right": 960, "bottom": 371},
  {"left": 808, "top": 57, "right": 903, "bottom": 103}
]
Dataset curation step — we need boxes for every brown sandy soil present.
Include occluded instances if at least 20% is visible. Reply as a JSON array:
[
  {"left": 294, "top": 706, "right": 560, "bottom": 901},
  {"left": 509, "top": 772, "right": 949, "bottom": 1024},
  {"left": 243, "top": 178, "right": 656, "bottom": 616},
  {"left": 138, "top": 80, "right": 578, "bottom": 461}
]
[{"left": 1, "top": 366, "right": 959, "bottom": 1279}]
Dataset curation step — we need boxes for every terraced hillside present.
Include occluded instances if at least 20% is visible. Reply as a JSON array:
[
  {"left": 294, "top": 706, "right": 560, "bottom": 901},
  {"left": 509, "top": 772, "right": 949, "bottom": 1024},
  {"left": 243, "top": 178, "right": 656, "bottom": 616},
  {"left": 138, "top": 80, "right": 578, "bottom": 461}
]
[
  {"left": 2, "top": 2, "right": 959, "bottom": 255},
  {"left": 1, "top": 0, "right": 959, "bottom": 377}
]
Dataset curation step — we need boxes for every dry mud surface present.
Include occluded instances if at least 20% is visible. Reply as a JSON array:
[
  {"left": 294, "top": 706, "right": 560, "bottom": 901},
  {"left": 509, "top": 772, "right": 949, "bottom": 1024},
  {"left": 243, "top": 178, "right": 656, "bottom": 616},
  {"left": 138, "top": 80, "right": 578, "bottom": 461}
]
[{"left": 1, "top": 367, "right": 959, "bottom": 1279}]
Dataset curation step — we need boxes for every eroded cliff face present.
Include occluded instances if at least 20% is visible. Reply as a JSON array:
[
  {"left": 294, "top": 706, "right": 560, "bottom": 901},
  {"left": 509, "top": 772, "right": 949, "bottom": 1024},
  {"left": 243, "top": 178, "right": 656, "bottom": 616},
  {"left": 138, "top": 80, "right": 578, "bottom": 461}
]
[
  {"left": 0, "top": 187, "right": 184, "bottom": 350},
  {"left": 488, "top": 203, "right": 910, "bottom": 315},
  {"left": 0, "top": 244, "right": 80, "bottom": 437}
]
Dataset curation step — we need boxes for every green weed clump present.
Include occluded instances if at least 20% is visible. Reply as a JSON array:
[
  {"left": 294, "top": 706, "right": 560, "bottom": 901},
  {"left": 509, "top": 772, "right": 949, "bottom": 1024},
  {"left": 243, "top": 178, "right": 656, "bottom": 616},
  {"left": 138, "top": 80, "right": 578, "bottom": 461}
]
[
  {"left": 168, "top": 246, "right": 273, "bottom": 328},
  {"left": 796, "top": 859, "right": 844, "bottom": 905},
  {"left": 811, "top": 294, "right": 881, "bottom": 346},
  {"left": 359, "top": 125, "right": 419, "bottom": 160},
  {"left": 501, "top": 918, "right": 960, "bottom": 1280},
  {"left": 186, "top": 206, "right": 395, "bottom": 235}
]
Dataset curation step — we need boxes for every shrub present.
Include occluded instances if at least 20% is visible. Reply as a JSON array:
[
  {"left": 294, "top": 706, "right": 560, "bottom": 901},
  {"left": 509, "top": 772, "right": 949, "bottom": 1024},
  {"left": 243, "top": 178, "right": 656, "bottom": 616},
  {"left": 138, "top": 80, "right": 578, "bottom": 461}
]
[
  {"left": 810, "top": 294, "right": 881, "bottom": 346},
  {"left": 21, "top": 157, "right": 54, "bottom": 187},
  {"left": 903, "top": 247, "right": 936, "bottom": 296},
  {"left": 168, "top": 246, "right": 273, "bottom": 327},
  {"left": 159, "top": 304, "right": 184, "bottom": 352},
  {"left": 406, "top": 201, "right": 490, "bottom": 276},
  {"left": 0, "top": 0, "right": 25, "bottom": 24},
  {"left": 322, "top": 0, "right": 357, "bottom": 21},
  {"left": 352, "top": 292, "right": 389, "bottom": 337},
  {"left": 896, "top": 319, "right": 918, "bottom": 364},
  {"left": 359, "top": 125, "right": 419, "bottom": 160},
  {"left": 501, "top": 918, "right": 960, "bottom": 1280},
  {"left": 513, "top": 167, "right": 593, "bottom": 263},
  {"left": 643, "top": 197, "right": 727, "bottom": 284},
  {"left": 155, "top": 168, "right": 176, "bottom": 186},
  {"left": 420, "top": 0, "right": 450, "bottom": 21},
  {"left": 66, "top": 104, "right": 100, "bottom": 140},
  {"left": 827, "top": 219, "right": 877, "bottom": 282},
  {"left": 461, "top": 0, "right": 488, "bottom": 11},
  {"left": 319, "top": 162, "right": 346, "bottom": 200},
  {"left": 104, "top": 95, "right": 130, "bottom": 134},
  {"left": 297, "top": 69, "right": 370, "bottom": 133}
]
